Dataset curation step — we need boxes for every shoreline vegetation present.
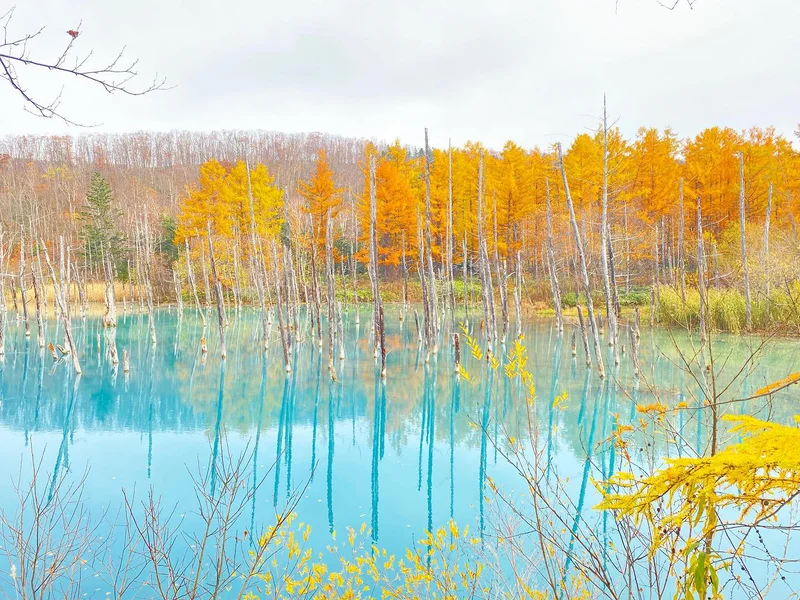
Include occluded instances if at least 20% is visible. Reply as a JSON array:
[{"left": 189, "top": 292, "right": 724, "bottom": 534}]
[
  {"left": 2, "top": 121, "right": 800, "bottom": 599},
  {"left": 3, "top": 277, "right": 799, "bottom": 336}
]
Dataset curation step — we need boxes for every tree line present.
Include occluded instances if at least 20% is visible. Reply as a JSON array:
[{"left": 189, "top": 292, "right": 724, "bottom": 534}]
[{"left": 1, "top": 123, "right": 798, "bottom": 317}]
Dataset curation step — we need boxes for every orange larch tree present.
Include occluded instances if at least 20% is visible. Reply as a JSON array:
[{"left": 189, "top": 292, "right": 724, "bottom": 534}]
[{"left": 298, "top": 149, "right": 343, "bottom": 253}]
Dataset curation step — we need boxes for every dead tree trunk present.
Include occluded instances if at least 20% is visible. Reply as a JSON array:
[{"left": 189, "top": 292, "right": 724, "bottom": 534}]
[
  {"left": 232, "top": 235, "right": 242, "bottom": 312},
  {"left": 514, "top": 252, "right": 523, "bottom": 338},
  {"left": 697, "top": 196, "right": 707, "bottom": 343},
  {"left": 310, "top": 222, "right": 323, "bottom": 347},
  {"left": 558, "top": 143, "right": 604, "bottom": 378},
  {"left": 653, "top": 224, "right": 660, "bottom": 325},
  {"left": 447, "top": 141, "right": 456, "bottom": 334},
  {"left": 545, "top": 179, "right": 563, "bottom": 333},
  {"left": 0, "top": 231, "right": 7, "bottom": 356},
  {"left": 462, "top": 234, "right": 469, "bottom": 326},
  {"left": 271, "top": 241, "right": 291, "bottom": 372},
  {"left": 246, "top": 161, "right": 268, "bottom": 348},
  {"left": 678, "top": 179, "right": 686, "bottom": 302},
  {"left": 103, "top": 249, "right": 117, "bottom": 328},
  {"left": 379, "top": 304, "right": 386, "bottom": 379},
  {"left": 600, "top": 98, "right": 615, "bottom": 355},
  {"left": 576, "top": 298, "right": 591, "bottom": 368},
  {"left": 19, "top": 239, "right": 30, "bottom": 338},
  {"left": 337, "top": 300, "right": 345, "bottom": 361},
  {"left": 401, "top": 232, "right": 408, "bottom": 322},
  {"left": 492, "top": 191, "right": 509, "bottom": 343},
  {"left": 368, "top": 154, "right": 383, "bottom": 360},
  {"left": 350, "top": 193, "right": 359, "bottom": 325},
  {"left": 286, "top": 244, "right": 301, "bottom": 338},
  {"left": 200, "top": 238, "right": 211, "bottom": 309},
  {"left": 608, "top": 225, "right": 620, "bottom": 319},
  {"left": 738, "top": 152, "right": 752, "bottom": 329},
  {"left": 31, "top": 245, "right": 45, "bottom": 348},
  {"left": 77, "top": 264, "right": 88, "bottom": 320},
  {"left": 42, "top": 237, "right": 81, "bottom": 375},
  {"left": 476, "top": 152, "right": 496, "bottom": 352},
  {"left": 325, "top": 215, "right": 337, "bottom": 380},
  {"left": 10, "top": 279, "right": 18, "bottom": 314},
  {"left": 207, "top": 221, "right": 227, "bottom": 359},
  {"left": 423, "top": 128, "right": 439, "bottom": 353},
  {"left": 417, "top": 213, "right": 431, "bottom": 356},
  {"left": 624, "top": 204, "right": 631, "bottom": 293},
  {"left": 173, "top": 266, "right": 184, "bottom": 318},
  {"left": 142, "top": 216, "right": 157, "bottom": 345},
  {"left": 185, "top": 239, "right": 207, "bottom": 327},
  {"left": 763, "top": 182, "right": 772, "bottom": 298}
]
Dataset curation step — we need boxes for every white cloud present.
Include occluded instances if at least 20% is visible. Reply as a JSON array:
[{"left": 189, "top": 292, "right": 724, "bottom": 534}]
[{"left": 1, "top": 0, "right": 798, "bottom": 150}]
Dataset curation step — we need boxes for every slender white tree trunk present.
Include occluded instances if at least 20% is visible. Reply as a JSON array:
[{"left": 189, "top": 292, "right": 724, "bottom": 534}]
[
  {"left": 557, "top": 143, "right": 604, "bottom": 379},
  {"left": 763, "top": 182, "right": 772, "bottom": 298},
  {"left": 545, "top": 179, "right": 563, "bottom": 333},
  {"left": 678, "top": 178, "right": 686, "bottom": 302},
  {"left": 738, "top": 151, "right": 752, "bottom": 329}
]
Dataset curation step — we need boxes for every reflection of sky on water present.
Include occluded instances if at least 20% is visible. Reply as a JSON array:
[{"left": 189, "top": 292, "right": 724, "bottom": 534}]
[{"left": 1, "top": 306, "right": 799, "bottom": 595}]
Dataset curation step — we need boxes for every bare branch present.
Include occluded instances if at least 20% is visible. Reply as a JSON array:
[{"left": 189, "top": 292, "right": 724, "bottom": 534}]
[{"left": 0, "top": 9, "right": 168, "bottom": 126}]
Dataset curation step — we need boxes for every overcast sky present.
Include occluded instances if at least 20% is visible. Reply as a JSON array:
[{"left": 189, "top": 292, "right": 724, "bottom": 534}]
[{"left": 1, "top": 0, "right": 798, "bottom": 150}]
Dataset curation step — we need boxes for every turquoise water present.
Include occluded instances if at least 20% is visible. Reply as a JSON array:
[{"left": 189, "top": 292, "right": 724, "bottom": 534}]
[{"left": 0, "top": 307, "right": 798, "bottom": 596}]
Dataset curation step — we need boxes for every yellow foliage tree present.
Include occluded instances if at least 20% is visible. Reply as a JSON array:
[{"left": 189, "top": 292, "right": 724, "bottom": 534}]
[
  {"left": 176, "top": 158, "right": 283, "bottom": 249},
  {"left": 298, "top": 149, "right": 343, "bottom": 252}
]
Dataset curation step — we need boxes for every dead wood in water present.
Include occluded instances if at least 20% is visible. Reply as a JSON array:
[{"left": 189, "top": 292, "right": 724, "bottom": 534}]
[
  {"left": 558, "top": 142, "right": 604, "bottom": 379},
  {"left": 207, "top": 221, "right": 227, "bottom": 360}
]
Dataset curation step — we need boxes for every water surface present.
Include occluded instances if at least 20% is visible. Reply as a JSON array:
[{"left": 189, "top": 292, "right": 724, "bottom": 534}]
[{"left": 0, "top": 307, "right": 797, "bottom": 595}]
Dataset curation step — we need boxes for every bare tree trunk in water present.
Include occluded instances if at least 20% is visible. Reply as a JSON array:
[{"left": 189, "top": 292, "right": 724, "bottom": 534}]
[
  {"left": 310, "top": 222, "right": 323, "bottom": 347},
  {"left": 576, "top": 295, "right": 591, "bottom": 368},
  {"left": 206, "top": 221, "right": 226, "bottom": 359},
  {"left": 417, "top": 214, "right": 431, "bottom": 359},
  {"left": 678, "top": 179, "right": 686, "bottom": 303},
  {"left": 476, "top": 153, "right": 496, "bottom": 353},
  {"left": 325, "top": 215, "right": 337, "bottom": 380},
  {"left": 401, "top": 232, "right": 408, "bottom": 322},
  {"left": 492, "top": 191, "right": 509, "bottom": 344},
  {"left": 423, "top": 128, "right": 439, "bottom": 353},
  {"left": 545, "top": 179, "right": 563, "bottom": 333},
  {"left": 379, "top": 304, "right": 386, "bottom": 379},
  {"left": 653, "top": 224, "right": 660, "bottom": 326},
  {"left": 232, "top": 235, "right": 242, "bottom": 312},
  {"left": 270, "top": 241, "right": 291, "bottom": 372},
  {"left": 462, "top": 234, "right": 469, "bottom": 327},
  {"left": 103, "top": 248, "right": 117, "bottom": 328},
  {"left": 738, "top": 152, "right": 752, "bottom": 330},
  {"left": 142, "top": 215, "right": 157, "bottom": 346},
  {"left": 286, "top": 244, "right": 301, "bottom": 337},
  {"left": 600, "top": 96, "right": 617, "bottom": 365},
  {"left": 246, "top": 162, "right": 267, "bottom": 348},
  {"left": 351, "top": 193, "right": 359, "bottom": 325},
  {"left": 31, "top": 246, "right": 45, "bottom": 348},
  {"left": 763, "top": 182, "right": 772, "bottom": 298},
  {"left": 624, "top": 204, "right": 631, "bottom": 294},
  {"left": 42, "top": 237, "right": 81, "bottom": 375},
  {"left": 697, "top": 197, "right": 707, "bottom": 344},
  {"left": 447, "top": 141, "right": 456, "bottom": 335},
  {"left": 557, "top": 143, "right": 604, "bottom": 379},
  {"left": 200, "top": 237, "right": 211, "bottom": 310},
  {"left": 514, "top": 251, "right": 523, "bottom": 338},
  {"left": 173, "top": 266, "right": 184, "bottom": 319},
  {"left": 19, "top": 238, "right": 30, "bottom": 338},
  {"left": 0, "top": 231, "right": 7, "bottom": 355},
  {"left": 185, "top": 239, "right": 206, "bottom": 327},
  {"left": 367, "top": 154, "right": 383, "bottom": 360}
]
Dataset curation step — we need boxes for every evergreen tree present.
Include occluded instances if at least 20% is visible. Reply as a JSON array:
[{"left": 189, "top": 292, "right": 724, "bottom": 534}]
[{"left": 78, "top": 172, "right": 125, "bottom": 268}]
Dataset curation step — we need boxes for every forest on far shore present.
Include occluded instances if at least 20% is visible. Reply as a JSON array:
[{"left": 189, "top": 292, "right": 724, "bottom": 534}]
[{"left": 0, "top": 124, "right": 798, "bottom": 338}]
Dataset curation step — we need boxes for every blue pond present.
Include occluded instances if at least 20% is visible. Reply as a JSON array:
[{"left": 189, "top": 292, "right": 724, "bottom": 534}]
[{"left": 0, "top": 306, "right": 798, "bottom": 596}]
